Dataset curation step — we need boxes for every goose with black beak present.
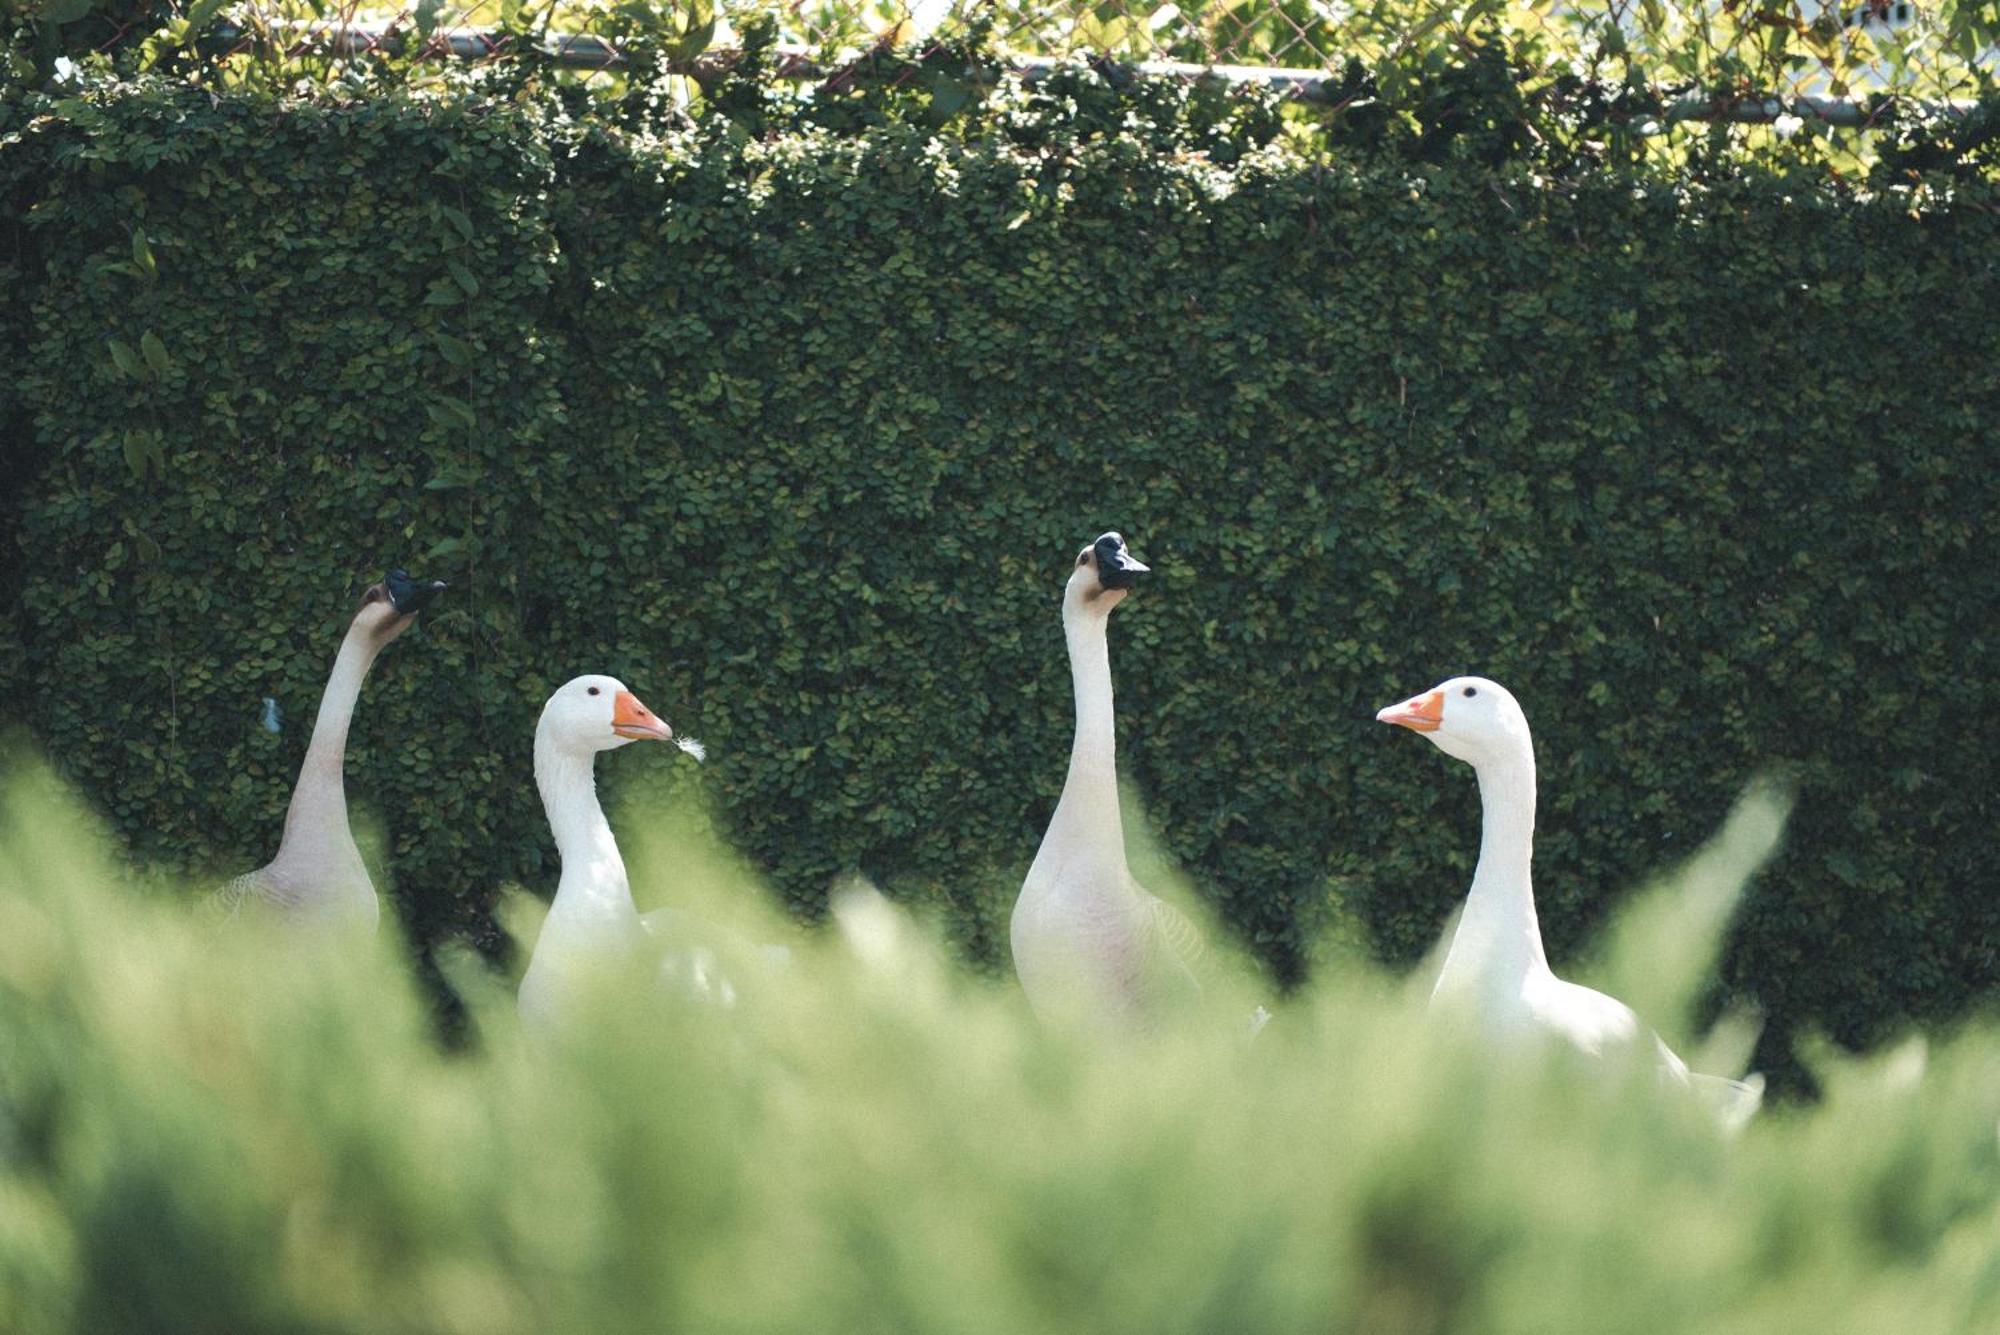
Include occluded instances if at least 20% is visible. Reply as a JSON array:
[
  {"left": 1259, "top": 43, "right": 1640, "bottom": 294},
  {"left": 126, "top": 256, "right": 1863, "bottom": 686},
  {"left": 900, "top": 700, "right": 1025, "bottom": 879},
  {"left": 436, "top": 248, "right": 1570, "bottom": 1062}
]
[
  {"left": 212, "top": 568, "right": 445, "bottom": 928},
  {"left": 1011, "top": 533, "right": 1208, "bottom": 1031}
]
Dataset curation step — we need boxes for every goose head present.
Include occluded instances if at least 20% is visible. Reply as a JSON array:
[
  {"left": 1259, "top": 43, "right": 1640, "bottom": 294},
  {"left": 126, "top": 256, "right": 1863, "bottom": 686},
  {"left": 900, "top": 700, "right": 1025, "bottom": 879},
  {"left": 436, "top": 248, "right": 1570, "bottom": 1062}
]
[
  {"left": 1376, "top": 676, "right": 1531, "bottom": 767},
  {"left": 1063, "top": 531, "right": 1150, "bottom": 616},
  {"left": 352, "top": 568, "right": 446, "bottom": 648},
  {"left": 538, "top": 674, "right": 677, "bottom": 758}
]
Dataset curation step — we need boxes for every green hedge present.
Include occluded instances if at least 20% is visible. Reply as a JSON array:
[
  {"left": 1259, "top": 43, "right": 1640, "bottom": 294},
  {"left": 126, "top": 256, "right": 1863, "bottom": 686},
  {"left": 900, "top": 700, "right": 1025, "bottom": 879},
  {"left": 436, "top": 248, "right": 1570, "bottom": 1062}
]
[{"left": 1, "top": 80, "right": 1994, "bottom": 1087}]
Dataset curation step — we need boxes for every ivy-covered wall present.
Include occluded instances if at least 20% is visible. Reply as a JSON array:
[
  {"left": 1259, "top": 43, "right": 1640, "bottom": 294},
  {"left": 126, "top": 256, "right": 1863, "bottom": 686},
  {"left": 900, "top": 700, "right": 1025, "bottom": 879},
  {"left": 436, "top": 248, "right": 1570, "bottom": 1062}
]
[{"left": 2, "top": 81, "right": 1994, "bottom": 1084}]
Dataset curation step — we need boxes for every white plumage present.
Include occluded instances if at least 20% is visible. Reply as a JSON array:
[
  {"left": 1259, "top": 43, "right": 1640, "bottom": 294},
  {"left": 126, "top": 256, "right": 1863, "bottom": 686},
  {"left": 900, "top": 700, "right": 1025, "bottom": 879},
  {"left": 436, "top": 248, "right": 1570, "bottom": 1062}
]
[
  {"left": 1010, "top": 533, "right": 1204, "bottom": 1030},
  {"left": 210, "top": 571, "right": 441, "bottom": 928},
  {"left": 517, "top": 675, "right": 779, "bottom": 1027},
  {"left": 1379, "top": 676, "right": 1763, "bottom": 1131}
]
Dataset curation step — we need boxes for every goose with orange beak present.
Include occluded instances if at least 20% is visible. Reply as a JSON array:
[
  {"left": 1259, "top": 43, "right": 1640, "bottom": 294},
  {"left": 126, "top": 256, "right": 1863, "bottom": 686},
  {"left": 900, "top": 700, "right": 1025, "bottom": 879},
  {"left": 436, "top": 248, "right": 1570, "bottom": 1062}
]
[
  {"left": 518, "top": 674, "right": 709, "bottom": 1027},
  {"left": 1378, "top": 675, "right": 1763, "bottom": 1130}
]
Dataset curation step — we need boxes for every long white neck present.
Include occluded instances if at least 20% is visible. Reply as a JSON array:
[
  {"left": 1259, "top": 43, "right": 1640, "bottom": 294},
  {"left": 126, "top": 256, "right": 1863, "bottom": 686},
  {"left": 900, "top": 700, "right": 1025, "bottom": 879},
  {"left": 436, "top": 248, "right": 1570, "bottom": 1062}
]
[
  {"left": 1041, "top": 603, "right": 1126, "bottom": 875},
  {"left": 1435, "top": 739, "right": 1549, "bottom": 997},
  {"left": 273, "top": 619, "right": 379, "bottom": 868},
  {"left": 534, "top": 731, "right": 639, "bottom": 928}
]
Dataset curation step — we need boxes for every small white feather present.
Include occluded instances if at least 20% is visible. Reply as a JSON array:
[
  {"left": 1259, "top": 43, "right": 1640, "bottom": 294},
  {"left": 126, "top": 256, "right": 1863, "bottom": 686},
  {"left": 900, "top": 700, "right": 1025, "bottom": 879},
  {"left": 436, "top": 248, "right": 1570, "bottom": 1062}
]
[{"left": 674, "top": 736, "right": 707, "bottom": 762}]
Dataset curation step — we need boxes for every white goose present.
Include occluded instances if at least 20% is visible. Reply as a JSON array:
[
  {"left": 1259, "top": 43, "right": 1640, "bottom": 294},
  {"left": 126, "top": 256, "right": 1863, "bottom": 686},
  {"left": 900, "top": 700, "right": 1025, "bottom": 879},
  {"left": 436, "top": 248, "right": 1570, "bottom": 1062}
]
[
  {"left": 212, "top": 569, "right": 444, "bottom": 927},
  {"left": 1378, "top": 676, "right": 1762, "bottom": 1128},
  {"left": 517, "top": 674, "right": 716, "bottom": 1028},
  {"left": 1011, "top": 532, "right": 1204, "bottom": 1030}
]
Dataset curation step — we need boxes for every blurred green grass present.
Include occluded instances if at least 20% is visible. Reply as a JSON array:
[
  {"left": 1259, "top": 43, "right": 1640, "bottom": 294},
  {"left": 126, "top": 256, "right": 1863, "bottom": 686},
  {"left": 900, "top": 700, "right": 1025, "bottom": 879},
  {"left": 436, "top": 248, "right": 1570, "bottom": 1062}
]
[{"left": 0, "top": 761, "right": 1994, "bottom": 1335}]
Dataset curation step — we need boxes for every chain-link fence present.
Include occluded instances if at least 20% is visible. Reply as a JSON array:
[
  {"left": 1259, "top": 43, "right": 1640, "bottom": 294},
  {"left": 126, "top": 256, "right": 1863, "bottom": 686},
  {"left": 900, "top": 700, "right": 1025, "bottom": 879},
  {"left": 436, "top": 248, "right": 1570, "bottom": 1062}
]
[
  {"left": 770, "top": 0, "right": 1990, "bottom": 102},
  {"left": 42, "top": 1, "right": 2000, "bottom": 125}
]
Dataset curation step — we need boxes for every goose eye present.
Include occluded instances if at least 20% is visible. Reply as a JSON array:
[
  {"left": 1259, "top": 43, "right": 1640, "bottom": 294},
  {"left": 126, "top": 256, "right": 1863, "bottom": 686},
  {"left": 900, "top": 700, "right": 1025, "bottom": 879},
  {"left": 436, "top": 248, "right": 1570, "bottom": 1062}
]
[
  {"left": 1463, "top": 687, "right": 1478, "bottom": 698},
  {"left": 587, "top": 687, "right": 601, "bottom": 697}
]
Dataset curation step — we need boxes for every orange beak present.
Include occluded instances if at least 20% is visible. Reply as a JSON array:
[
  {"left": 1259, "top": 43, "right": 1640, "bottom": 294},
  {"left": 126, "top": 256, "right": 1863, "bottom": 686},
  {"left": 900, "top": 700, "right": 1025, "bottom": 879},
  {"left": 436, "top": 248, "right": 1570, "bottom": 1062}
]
[
  {"left": 1376, "top": 689, "right": 1445, "bottom": 733},
  {"left": 612, "top": 690, "right": 674, "bottom": 743}
]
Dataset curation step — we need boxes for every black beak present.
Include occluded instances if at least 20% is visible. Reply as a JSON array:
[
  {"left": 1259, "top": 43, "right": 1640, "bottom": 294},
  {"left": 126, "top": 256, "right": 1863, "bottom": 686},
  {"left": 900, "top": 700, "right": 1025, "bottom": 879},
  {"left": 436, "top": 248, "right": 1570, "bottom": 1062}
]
[
  {"left": 1093, "top": 532, "right": 1150, "bottom": 590},
  {"left": 384, "top": 568, "right": 447, "bottom": 616}
]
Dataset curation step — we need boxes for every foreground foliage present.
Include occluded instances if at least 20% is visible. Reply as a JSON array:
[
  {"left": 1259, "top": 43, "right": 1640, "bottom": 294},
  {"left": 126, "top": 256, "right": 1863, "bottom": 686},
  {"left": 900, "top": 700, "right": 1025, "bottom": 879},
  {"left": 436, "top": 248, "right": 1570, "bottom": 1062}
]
[{"left": 0, "top": 769, "right": 1995, "bottom": 1333}]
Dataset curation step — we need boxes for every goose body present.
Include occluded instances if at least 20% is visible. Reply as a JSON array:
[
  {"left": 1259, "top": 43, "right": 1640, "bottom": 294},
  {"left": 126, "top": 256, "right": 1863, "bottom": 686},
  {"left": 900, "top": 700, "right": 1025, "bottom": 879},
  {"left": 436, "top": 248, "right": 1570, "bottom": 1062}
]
[
  {"left": 1379, "top": 677, "right": 1762, "bottom": 1128},
  {"left": 212, "top": 569, "right": 443, "bottom": 928},
  {"left": 518, "top": 674, "right": 730, "bottom": 1027},
  {"left": 1011, "top": 533, "right": 1201, "bottom": 1029}
]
